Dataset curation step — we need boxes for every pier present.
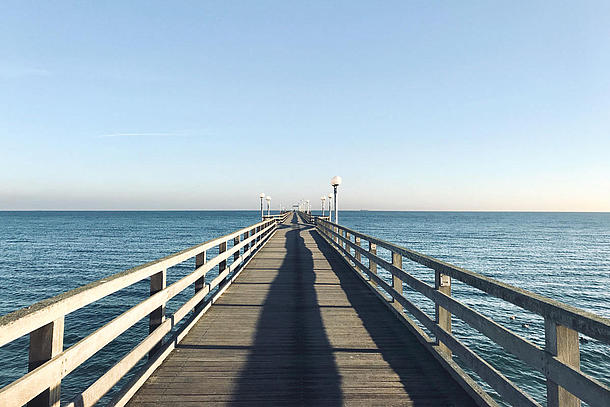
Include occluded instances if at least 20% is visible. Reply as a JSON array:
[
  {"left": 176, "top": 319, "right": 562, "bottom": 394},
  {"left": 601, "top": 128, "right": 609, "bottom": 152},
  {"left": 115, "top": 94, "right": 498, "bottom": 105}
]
[{"left": 0, "top": 212, "right": 609, "bottom": 406}]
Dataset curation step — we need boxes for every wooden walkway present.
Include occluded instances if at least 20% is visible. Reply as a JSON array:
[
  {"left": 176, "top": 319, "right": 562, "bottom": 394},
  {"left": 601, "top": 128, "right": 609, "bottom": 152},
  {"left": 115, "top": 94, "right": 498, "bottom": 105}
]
[{"left": 127, "top": 214, "right": 476, "bottom": 406}]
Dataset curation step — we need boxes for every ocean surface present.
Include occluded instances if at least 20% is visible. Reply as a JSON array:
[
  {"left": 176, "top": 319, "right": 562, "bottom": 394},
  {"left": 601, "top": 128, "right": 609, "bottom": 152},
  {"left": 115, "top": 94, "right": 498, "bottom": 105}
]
[{"left": 0, "top": 211, "right": 608, "bottom": 406}]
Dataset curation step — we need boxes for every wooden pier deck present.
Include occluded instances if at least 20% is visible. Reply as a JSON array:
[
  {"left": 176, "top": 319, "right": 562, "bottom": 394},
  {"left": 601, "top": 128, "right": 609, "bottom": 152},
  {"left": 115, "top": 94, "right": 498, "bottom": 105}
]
[{"left": 126, "top": 214, "right": 475, "bottom": 406}]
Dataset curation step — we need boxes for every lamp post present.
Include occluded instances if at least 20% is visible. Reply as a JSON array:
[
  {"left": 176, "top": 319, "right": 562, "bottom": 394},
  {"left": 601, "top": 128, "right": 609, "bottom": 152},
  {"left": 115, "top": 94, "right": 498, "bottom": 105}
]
[
  {"left": 321, "top": 196, "right": 326, "bottom": 216},
  {"left": 327, "top": 194, "right": 333, "bottom": 222},
  {"left": 259, "top": 192, "right": 265, "bottom": 220},
  {"left": 306, "top": 200, "right": 310, "bottom": 214},
  {"left": 331, "top": 176, "right": 342, "bottom": 224},
  {"left": 266, "top": 196, "right": 271, "bottom": 216}
]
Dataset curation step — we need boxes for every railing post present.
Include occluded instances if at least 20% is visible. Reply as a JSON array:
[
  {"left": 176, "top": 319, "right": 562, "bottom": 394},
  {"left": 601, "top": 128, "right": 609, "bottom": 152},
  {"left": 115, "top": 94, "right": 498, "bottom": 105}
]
[
  {"left": 392, "top": 252, "right": 403, "bottom": 314},
  {"left": 434, "top": 270, "right": 452, "bottom": 356},
  {"left": 368, "top": 242, "right": 377, "bottom": 287},
  {"left": 354, "top": 236, "right": 361, "bottom": 265},
  {"left": 250, "top": 227, "right": 256, "bottom": 249},
  {"left": 149, "top": 268, "right": 166, "bottom": 357},
  {"left": 27, "top": 317, "right": 64, "bottom": 407},
  {"left": 545, "top": 319, "right": 580, "bottom": 407},
  {"left": 243, "top": 230, "right": 249, "bottom": 255},
  {"left": 234, "top": 235, "right": 240, "bottom": 263},
  {"left": 219, "top": 241, "right": 227, "bottom": 278},
  {"left": 345, "top": 231, "right": 351, "bottom": 261},
  {"left": 194, "top": 250, "right": 206, "bottom": 312}
]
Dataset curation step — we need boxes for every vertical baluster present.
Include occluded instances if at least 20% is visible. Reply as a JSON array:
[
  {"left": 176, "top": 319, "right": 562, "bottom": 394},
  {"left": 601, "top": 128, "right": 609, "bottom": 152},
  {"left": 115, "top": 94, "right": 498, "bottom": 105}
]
[
  {"left": 354, "top": 236, "right": 361, "bottom": 267},
  {"left": 345, "top": 231, "right": 351, "bottom": 261},
  {"left": 219, "top": 241, "right": 227, "bottom": 281},
  {"left": 545, "top": 320, "right": 580, "bottom": 407},
  {"left": 392, "top": 252, "right": 403, "bottom": 314},
  {"left": 149, "top": 268, "right": 166, "bottom": 357},
  {"left": 28, "top": 318, "right": 64, "bottom": 407},
  {"left": 243, "top": 230, "right": 250, "bottom": 255},
  {"left": 234, "top": 235, "right": 240, "bottom": 264},
  {"left": 369, "top": 242, "right": 377, "bottom": 288},
  {"left": 434, "top": 270, "right": 452, "bottom": 356},
  {"left": 194, "top": 251, "right": 207, "bottom": 312}
]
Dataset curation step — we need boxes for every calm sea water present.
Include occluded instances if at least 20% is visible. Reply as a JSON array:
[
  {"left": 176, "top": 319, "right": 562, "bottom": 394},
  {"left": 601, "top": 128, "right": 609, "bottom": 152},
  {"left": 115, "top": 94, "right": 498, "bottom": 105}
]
[{"left": 1, "top": 211, "right": 608, "bottom": 405}]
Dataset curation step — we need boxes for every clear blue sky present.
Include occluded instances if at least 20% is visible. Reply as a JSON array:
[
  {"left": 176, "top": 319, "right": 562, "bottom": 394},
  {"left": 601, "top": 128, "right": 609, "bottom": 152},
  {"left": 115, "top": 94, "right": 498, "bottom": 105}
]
[{"left": 1, "top": 1, "right": 609, "bottom": 210}]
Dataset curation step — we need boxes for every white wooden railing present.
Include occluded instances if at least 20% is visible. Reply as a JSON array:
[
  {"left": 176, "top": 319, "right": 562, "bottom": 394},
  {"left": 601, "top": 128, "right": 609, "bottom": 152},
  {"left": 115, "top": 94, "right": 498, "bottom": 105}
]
[
  {"left": 0, "top": 213, "right": 289, "bottom": 407},
  {"left": 305, "top": 213, "right": 609, "bottom": 407}
]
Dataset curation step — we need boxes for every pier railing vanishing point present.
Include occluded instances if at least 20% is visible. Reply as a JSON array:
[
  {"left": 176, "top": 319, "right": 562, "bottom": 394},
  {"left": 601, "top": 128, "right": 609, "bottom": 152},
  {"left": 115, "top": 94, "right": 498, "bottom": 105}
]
[
  {"left": 305, "top": 212, "right": 610, "bottom": 407},
  {"left": 0, "top": 212, "right": 290, "bottom": 407}
]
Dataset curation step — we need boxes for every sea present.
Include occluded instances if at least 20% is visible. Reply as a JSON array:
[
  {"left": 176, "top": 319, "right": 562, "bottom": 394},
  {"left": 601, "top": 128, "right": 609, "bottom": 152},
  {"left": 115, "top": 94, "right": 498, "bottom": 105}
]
[{"left": 0, "top": 211, "right": 608, "bottom": 406}]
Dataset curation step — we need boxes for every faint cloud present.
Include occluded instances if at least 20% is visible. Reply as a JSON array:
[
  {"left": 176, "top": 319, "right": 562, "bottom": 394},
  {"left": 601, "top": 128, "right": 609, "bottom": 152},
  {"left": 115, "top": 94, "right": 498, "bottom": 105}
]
[
  {"left": 0, "top": 67, "right": 52, "bottom": 79},
  {"left": 97, "top": 133, "right": 186, "bottom": 139}
]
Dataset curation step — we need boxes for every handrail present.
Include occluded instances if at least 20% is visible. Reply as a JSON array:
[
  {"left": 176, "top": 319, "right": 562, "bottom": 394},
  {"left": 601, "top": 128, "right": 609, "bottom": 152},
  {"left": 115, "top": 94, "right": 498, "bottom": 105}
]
[
  {"left": 263, "top": 211, "right": 291, "bottom": 222},
  {"left": 0, "top": 217, "right": 281, "bottom": 407},
  {"left": 312, "top": 215, "right": 610, "bottom": 407},
  {"left": 299, "top": 212, "right": 327, "bottom": 224}
]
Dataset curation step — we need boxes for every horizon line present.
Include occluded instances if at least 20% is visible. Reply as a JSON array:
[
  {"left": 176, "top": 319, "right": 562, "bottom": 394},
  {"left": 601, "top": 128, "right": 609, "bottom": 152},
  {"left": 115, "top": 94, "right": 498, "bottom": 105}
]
[{"left": 1, "top": 209, "right": 609, "bottom": 213}]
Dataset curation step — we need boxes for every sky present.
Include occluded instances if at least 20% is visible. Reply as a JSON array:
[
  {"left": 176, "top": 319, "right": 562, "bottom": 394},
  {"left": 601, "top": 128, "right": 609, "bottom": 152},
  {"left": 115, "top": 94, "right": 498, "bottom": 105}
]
[{"left": 1, "top": 1, "right": 609, "bottom": 211}]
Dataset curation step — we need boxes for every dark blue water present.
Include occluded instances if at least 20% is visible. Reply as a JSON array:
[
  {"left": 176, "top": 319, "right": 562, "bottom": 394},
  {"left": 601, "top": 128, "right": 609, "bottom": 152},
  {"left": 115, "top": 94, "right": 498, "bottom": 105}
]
[{"left": 1, "top": 211, "right": 608, "bottom": 405}]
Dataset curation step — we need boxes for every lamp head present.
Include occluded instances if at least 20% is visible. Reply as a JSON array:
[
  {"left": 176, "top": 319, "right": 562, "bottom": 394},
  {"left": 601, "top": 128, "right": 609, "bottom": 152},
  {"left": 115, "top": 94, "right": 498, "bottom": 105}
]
[
  {"left": 266, "top": 196, "right": 271, "bottom": 201},
  {"left": 259, "top": 192, "right": 265, "bottom": 198},
  {"left": 328, "top": 194, "right": 333, "bottom": 199},
  {"left": 330, "top": 175, "right": 342, "bottom": 187},
  {"left": 321, "top": 196, "right": 326, "bottom": 201}
]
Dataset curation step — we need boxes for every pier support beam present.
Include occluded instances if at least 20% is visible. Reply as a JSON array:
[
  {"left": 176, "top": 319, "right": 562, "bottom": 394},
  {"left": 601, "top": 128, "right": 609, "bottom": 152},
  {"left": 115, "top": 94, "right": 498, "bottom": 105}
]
[
  {"left": 545, "top": 320, "right": 580, "bottom": 407},
  {"left": 435, "top": 271, "right": 452, "bottom": 356},
  {"left": 27, "top": 317, "right": 64, "bottom": 407}
]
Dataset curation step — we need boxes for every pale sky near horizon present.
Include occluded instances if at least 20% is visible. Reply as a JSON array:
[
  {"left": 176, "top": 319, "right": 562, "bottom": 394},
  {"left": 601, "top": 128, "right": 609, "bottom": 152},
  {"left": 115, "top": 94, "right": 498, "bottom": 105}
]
[{"left": 1, "top": 1, "right": 609, "bottom": 211}]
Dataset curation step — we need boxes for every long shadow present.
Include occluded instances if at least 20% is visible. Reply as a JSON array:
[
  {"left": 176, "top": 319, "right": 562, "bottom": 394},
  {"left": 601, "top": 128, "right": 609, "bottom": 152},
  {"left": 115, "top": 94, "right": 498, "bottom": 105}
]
[
  {"left": 308, "top": 228, "right": 477, "bottom": 406},
  {"left": 229, "top": 214, "right": 343, "bottom": 405}
]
